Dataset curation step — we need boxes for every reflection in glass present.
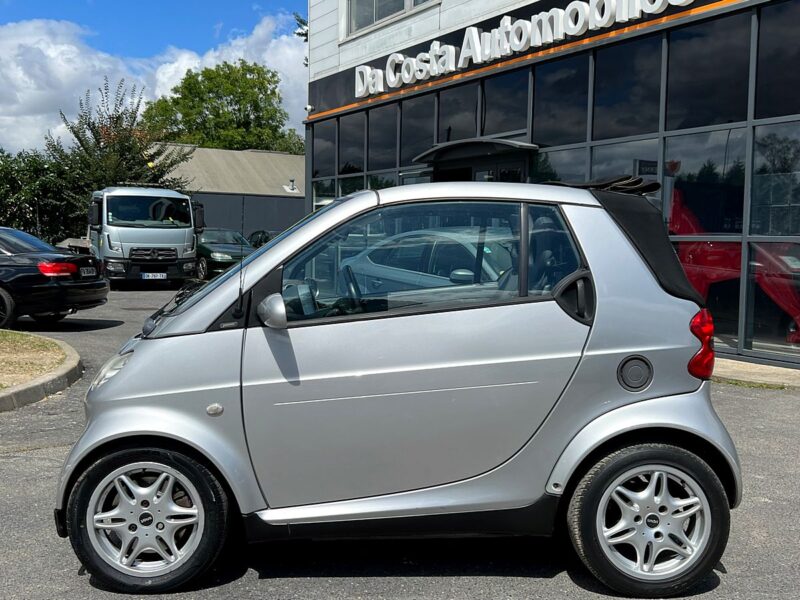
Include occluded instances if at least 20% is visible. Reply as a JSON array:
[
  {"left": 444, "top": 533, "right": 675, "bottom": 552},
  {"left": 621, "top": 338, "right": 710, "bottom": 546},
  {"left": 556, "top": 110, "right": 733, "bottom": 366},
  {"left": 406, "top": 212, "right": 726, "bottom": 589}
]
[
  {"left": 533, "top": 54, "right": 589, "bottom": 147},
  {"left": 349, "top": 0, "right": 374, "bottom": 33},
  {"left": 592, "top": 139, "right": 658, "bottom": 182},
  {"left": 339, "top": 112, "right": 365, "bottom": 175},
  {"left": 368, "top": 173, "right": 398, "bottom": 189},
  {"left": 756, "top": 0, "right": 800, "bottom": 119},
  {"left": 593, "top": 35, "right": 661, "bottom": 140},
  {"left": 376, "top": 0, "right": 404, "bottom": 21},
  {"left": 482, "top": 69, "right": 529, "bottom": 135},
  {"left": 313, "top": 179, "right": 336, "bottom": 210},
  {"left": 674, "top": 241, "right": 741, "bottom": 350},
  {"left": 666, "top": 13, "right": 750, "bottom": 130},
  {"left": 401, "top": 94, "right": 435, "bottom": 166},
  {"left": 531, "top": 148, "right": 586, "bottom": 183},
  {"left": 313, "top": 120, "right": 336, "bottom": 178},
  {"left": 745, "top": 242, "right": 800, "bottom": 355},
  {"left": 439, "top": 83, "right": 478, "bottom": 142},
  {"left": 401, "top": 173, "right": 432, "bottom": 185},
  {"left": 752, "top": 122, "right": 800, "bottom": 236},
  {"left": 339, "top": 175, "right": 365, "bottom": 196},
  {"left": 664, "top": 129, "right": 746, "bottom": 235},
  {"left": 369, "top": 104, "right": 397, "bottom": 171}
]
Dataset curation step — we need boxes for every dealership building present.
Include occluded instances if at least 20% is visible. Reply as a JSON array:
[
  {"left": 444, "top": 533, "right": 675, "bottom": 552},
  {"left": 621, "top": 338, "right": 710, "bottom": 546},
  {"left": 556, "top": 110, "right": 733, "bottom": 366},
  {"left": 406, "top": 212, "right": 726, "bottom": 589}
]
[{"left": 306, "top": 0, "right": 800, "bottom": 365}]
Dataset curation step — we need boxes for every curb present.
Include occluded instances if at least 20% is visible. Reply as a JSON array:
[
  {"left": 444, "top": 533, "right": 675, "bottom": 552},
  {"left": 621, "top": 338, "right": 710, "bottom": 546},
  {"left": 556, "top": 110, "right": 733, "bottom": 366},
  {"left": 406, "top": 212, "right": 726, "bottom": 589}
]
[{"left": 0, "top": 334, "right": 84, "bottom": 413}]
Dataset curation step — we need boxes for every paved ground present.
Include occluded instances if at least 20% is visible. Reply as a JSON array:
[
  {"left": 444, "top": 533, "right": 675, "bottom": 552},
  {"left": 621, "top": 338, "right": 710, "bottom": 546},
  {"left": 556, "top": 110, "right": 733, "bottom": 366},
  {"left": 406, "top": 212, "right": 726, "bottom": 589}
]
[{"left": 0, "top": 287, "right": 798, "bottom": 600}]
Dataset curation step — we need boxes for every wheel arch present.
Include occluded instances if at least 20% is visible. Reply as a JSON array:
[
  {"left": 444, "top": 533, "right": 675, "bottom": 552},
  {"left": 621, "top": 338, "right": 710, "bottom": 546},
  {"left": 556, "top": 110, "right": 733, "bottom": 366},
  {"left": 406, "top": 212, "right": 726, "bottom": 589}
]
[
  {"left": 554, "top": 427, "right": 740, "bottom": 513},
  {"left": 56, "top": 434, "right": 246, "bottom": 538}
]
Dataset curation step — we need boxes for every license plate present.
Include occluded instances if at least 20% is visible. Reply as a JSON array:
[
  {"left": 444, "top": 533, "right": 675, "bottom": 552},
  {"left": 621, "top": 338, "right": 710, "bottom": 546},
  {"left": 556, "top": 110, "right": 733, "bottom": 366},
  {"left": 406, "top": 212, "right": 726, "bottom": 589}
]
[
  {"left": 80, "top": 267, "right": 97, "bottom": 277},
  {"left": 141, "top": 273, "right": 167, "bottom": 280}
]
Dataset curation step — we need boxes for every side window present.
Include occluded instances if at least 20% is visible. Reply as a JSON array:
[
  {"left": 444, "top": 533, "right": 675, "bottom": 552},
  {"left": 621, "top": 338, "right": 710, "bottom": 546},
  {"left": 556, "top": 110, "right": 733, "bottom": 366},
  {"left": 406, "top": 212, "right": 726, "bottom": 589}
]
[
  {"left": 527, "top": 204, "right": 581, "bottom": 294},
  {"left": 282, "top": 201, "right": 521, "bottom": 322}
]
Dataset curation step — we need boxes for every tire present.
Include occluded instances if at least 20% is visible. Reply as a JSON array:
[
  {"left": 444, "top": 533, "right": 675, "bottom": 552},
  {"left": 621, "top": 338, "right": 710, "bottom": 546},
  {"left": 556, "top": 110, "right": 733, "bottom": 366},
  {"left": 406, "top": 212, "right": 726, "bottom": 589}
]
[
  {"left": 0, "top": 287, "right": 17, "bottom": 328},
  {"left": 567, "top": 443, "right": 730, "bottom": 598},
  {"left": 66, "top": 448, "right": 230, "bottom": 593},
  {"left": 31, "top": 312, "right": 68, "bottom": 324},
  {"left": 197, "top": 258, "right": 208, "bottom": 281}
]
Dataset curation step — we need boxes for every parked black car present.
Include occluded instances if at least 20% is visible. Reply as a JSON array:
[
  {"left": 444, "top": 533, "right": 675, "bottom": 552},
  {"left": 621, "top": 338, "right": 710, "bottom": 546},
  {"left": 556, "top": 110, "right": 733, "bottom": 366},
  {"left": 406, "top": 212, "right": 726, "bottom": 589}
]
[{"left": 0, "top": 227, "right": 109, "bottom": 328}]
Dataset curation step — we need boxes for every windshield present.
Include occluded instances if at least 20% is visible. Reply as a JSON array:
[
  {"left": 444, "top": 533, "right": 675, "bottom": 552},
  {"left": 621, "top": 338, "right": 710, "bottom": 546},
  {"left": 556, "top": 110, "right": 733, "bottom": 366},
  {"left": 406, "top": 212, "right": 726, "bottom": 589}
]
[
  {"left": 152, "top": 200, "right": 345, "bottom": 323},
  {"left": 200, "top": 230, "right": 250, "bottom": 246},
  {"left": 107, "top": 195, "right": 191, "bottom": 228},
  {"left": 0, "top": 229, "right": 56, "bottom": 254}
]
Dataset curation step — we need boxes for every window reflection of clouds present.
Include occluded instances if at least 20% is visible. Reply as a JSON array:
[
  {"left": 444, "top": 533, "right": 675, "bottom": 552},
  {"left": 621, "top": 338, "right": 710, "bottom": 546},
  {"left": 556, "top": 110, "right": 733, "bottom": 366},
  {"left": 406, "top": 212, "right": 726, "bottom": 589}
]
[
  {"left": 339, "top": 112, "right": 365, "bottom": 175},
  {"left": 666, "top": 13, "right": 750, "bottom": 130},
  {"left": 313, "top": 120, "right": 336, "bottom": 178},
  {"left": 369, "top": 104, "right": 398, "bottom": 171},
  {"left": 593, "top": 35, "right": 661, "bottom": 140},
  {"left": 401, "top": 94, "right": 435, "bottom": 166},
  {"left": 592, "top": 139, "right": 659, "bottom": 181},
  {"left": 532, "top": 148, "right": 587, "bottom": 183},
  {"left": 533, "top": 54, "right": 589, "bottom": 147},
  {"left": 757, "top": 0, "right": 800, "bottom": 118},
  {"left": 439, "top": 83, "right": 479, "bottom": 142},
  {"left": 483, "top": 69, "right": 529, "bottom": 135}
]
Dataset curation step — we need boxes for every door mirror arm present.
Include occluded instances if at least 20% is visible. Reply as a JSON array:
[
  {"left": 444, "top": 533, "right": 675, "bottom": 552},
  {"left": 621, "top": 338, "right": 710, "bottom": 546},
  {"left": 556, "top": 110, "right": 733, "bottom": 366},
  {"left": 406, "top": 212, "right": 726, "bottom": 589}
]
[{"left": 257, "top": 293, "right": 288, "bottom": 329}]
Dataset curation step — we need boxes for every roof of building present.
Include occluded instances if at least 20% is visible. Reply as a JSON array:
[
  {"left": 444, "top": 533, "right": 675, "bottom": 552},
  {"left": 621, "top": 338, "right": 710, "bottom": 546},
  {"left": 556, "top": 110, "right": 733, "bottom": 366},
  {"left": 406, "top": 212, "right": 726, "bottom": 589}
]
[{"left": 168, "top": 145, "right": 305, "bottom": 198}]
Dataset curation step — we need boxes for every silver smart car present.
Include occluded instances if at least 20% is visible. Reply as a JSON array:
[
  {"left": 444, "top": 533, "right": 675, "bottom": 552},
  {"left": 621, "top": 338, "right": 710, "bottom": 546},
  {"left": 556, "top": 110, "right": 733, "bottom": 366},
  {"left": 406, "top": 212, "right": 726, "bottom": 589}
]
[{"left": 55, "top": 182, "right": 741, "bottom": 597}]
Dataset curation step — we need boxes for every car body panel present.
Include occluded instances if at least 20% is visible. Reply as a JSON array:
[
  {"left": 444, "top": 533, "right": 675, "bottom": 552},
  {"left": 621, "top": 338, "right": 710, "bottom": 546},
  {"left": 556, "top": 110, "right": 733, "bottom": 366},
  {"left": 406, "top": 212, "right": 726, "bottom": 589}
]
[
  {"left": 241, "top": 299, "right": 590, "bottom": 508},
  {"left": 54, "top": 330, "right": 265, "bottom": 514}
]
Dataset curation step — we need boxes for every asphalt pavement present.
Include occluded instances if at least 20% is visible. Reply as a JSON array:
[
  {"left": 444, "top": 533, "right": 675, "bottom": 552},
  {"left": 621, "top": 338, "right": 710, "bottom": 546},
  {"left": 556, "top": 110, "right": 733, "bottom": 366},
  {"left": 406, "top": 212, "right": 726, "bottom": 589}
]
[{"left": 0, "top": 287, "right": 798, "bottom": 600}]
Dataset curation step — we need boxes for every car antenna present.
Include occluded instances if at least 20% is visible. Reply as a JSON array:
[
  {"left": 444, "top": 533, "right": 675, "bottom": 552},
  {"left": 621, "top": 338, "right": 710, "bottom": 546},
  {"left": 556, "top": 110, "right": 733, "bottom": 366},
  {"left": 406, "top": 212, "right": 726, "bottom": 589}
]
[{"left": 232, "top": 195, "right": 246, "bottom": 319}]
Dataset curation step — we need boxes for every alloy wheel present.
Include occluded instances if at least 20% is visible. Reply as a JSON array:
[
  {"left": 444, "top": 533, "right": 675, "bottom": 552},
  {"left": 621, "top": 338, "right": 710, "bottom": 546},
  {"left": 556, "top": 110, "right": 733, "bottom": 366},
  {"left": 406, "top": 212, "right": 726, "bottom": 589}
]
[
  {"left": 86, "top": 462, "right": 205, "bottom": 577},
  {"left": 596, "top": 464, "right": 712, "bottom": 581}
]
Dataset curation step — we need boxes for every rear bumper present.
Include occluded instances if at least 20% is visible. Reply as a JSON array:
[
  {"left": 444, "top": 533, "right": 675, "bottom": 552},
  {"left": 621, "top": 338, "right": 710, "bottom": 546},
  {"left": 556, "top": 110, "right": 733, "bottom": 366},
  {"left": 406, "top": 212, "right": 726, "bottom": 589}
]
[
  {"left": 105, "top": 258, "right": 196, "bottom": 280},
  {"left": 15, "top": 278, "right": 109, "bottom": 315}
]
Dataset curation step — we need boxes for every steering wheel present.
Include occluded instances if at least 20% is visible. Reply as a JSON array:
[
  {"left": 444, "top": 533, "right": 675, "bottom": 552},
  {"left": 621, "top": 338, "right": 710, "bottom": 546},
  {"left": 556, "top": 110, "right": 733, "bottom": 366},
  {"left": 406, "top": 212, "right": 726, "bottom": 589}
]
[{"left": 341, "top": 265, "right": 362, "bottom": 309}]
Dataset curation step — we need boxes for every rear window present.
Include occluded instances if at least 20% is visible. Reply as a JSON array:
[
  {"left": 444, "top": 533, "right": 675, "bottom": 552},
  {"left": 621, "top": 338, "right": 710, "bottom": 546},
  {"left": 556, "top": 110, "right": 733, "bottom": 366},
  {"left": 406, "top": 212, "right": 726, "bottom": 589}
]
[{"left": 0, "top": 229, "right": 55, "bottom": 254}]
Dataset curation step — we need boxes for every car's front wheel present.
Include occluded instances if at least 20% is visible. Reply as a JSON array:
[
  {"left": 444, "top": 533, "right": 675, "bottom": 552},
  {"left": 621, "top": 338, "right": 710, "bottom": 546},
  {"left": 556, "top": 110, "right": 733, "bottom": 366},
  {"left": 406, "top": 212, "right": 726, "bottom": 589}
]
[
  {"left": 567, "top": 443, "right": 730, "bottom": 598},
  {"left": 66, "top": 448, "right": 230, "bottom": 593},
  {"left": 197, "top": 258, "right": 208, "bottom": 280}
]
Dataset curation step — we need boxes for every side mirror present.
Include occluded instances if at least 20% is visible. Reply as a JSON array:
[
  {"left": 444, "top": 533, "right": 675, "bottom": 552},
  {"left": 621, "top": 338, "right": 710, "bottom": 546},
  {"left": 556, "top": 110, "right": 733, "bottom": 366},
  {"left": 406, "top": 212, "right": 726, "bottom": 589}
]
[
  {"left": 193, "top": 204, "right": 206, "bottom": 232},
  {"left": 88, "top": 203, "right": 101, "bottom": 229},
  {"left": 257, "top": 293, "right": 288, "bottom": 329},
  {"left": 449, "top": 268, "right": 474, "bottom": 285}
]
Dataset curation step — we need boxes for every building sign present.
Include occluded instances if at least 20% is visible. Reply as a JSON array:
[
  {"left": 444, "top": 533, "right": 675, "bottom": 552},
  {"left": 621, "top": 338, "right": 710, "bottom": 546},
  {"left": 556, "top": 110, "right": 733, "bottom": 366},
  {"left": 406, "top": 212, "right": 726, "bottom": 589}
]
[{"left": 355, "top": 0, "right": 695, "bottom": 98}]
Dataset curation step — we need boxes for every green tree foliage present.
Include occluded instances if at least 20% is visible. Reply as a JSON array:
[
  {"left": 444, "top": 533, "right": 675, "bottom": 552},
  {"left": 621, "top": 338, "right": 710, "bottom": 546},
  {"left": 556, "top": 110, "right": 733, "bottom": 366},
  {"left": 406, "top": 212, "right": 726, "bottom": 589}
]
[
  {"left": 0, "top": 79, "right": 193, "bottom": 242},
  {"left": 142, "top": 60, "right": 304, "bottom": 154}
]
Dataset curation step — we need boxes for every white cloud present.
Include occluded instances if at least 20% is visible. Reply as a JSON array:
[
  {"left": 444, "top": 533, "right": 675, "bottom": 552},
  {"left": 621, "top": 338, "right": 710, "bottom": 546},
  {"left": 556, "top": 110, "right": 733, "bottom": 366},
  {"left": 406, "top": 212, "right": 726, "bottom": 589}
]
[{"left": 0, "top": 15, "right": 308, "bottom": 153}]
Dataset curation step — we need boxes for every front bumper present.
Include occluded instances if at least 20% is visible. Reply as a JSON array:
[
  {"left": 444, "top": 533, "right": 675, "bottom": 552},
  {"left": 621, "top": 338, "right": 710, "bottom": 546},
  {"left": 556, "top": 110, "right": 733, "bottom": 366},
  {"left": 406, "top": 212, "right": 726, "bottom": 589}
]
[{"left": 104, "top": 258, "right": 196, "bottom": 280}]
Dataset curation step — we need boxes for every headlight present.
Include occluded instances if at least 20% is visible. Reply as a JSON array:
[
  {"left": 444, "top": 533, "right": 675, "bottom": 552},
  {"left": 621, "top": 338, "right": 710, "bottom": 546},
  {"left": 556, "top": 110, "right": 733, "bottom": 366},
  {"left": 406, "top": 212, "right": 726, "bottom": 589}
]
[
  {"left": 91, "top": 351, "right": 132, "bottom": 389},
  {"left": 210, "top": 252, "right": 232, "bottom": 260}
]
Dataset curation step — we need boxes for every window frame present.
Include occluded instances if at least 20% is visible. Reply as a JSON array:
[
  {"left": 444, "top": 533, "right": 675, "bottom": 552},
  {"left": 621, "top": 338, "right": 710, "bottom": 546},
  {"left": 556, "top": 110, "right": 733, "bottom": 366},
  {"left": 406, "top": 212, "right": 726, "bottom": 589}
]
[
  {"left": 258, "top": 199, "right": 586, "bottom": 328},
  {"left": 345, "top": 0, "right": 438, "bottom": 38}
]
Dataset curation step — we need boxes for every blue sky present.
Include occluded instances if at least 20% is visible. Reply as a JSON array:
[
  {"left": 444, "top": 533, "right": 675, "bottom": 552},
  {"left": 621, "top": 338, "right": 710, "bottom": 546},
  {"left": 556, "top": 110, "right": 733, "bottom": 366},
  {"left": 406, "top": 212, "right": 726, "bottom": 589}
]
[
  {"left": 0, "top": 0, "right": 307, "bottom": 57},
  {"left": 0, "top": 1, "right": 309, "bottom": 152}
]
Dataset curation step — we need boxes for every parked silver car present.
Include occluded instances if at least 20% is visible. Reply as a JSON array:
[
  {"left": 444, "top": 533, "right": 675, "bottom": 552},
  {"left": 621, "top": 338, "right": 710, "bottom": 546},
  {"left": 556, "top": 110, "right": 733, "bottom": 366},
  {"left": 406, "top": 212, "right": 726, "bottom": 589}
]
[{"left": 55, "top": 182, "right": 740, "bottom": 597}]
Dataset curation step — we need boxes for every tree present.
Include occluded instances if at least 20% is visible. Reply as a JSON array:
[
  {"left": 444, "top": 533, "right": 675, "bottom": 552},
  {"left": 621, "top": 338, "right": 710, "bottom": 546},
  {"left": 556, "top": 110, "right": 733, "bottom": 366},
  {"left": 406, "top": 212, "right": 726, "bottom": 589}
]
[
  {"left": 294, "top": 12, "right": 309, "bottom": 67},
  {"left": 0, "top": 78, "right": 193, "bottom": 242},
  {"left": 142, "top": 60, "right": 304, "bottom": 154}
]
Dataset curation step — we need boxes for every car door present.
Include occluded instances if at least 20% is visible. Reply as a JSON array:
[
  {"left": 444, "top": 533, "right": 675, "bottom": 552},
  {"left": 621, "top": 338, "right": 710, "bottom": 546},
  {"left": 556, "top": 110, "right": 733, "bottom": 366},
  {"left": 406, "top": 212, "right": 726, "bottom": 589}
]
[{"left": 241, "top": 200, "right": 591, "bottom": 508}]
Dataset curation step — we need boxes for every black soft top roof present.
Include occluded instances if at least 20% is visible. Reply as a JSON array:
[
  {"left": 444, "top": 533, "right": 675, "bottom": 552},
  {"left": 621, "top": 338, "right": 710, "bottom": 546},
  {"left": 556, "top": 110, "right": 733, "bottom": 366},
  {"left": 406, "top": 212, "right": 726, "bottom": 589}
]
[{"left": 591, "top": 189, "right": 704, "bottom": 307}]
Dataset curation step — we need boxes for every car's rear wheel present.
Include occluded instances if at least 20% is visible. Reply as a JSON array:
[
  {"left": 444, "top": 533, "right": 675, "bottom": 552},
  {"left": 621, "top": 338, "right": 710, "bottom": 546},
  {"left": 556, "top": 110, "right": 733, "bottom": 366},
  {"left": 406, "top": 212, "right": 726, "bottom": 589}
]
[
  {"left": 67, "top": 448, "right": 230, "bottom": 593},
  {"left": 0, "top": 287, "right": 16, "bottom": 328},
  {"left": 31, "top": 312, "right": 68, "bottom": 324},
  {"left": 567, "top": 443, "right": 729, "bottom": 598}
]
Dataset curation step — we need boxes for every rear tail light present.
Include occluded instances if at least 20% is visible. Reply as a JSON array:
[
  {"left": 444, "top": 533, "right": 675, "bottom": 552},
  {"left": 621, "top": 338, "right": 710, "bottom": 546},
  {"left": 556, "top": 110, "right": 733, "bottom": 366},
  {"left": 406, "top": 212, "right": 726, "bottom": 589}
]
[
  {"left": 38, "top": 261, "right": 78, "bottom": 277},
  {"left": 688, "top": 308, "right": 715, "bottom": 380}
]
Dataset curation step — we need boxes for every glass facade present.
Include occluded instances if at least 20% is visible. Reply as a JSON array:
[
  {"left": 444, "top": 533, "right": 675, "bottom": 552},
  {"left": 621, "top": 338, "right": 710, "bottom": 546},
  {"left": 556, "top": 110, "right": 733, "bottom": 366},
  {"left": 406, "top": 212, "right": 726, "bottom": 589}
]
[{"left": 309, "top": 0, "right": 800, "bottom": 363}]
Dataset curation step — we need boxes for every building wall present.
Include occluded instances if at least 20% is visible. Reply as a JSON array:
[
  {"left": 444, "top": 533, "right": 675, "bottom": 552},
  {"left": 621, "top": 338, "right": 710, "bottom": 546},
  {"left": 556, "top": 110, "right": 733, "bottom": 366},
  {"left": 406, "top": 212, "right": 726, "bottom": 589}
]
[
  {"left": 309, "top": 0, "right": 536, "bottom": 81},
  {"left": 193, "top": 193, "right": 306, "bottom": 238},
  {"left": 305, "top": 0, "right": 800, "bottom": 366}
]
